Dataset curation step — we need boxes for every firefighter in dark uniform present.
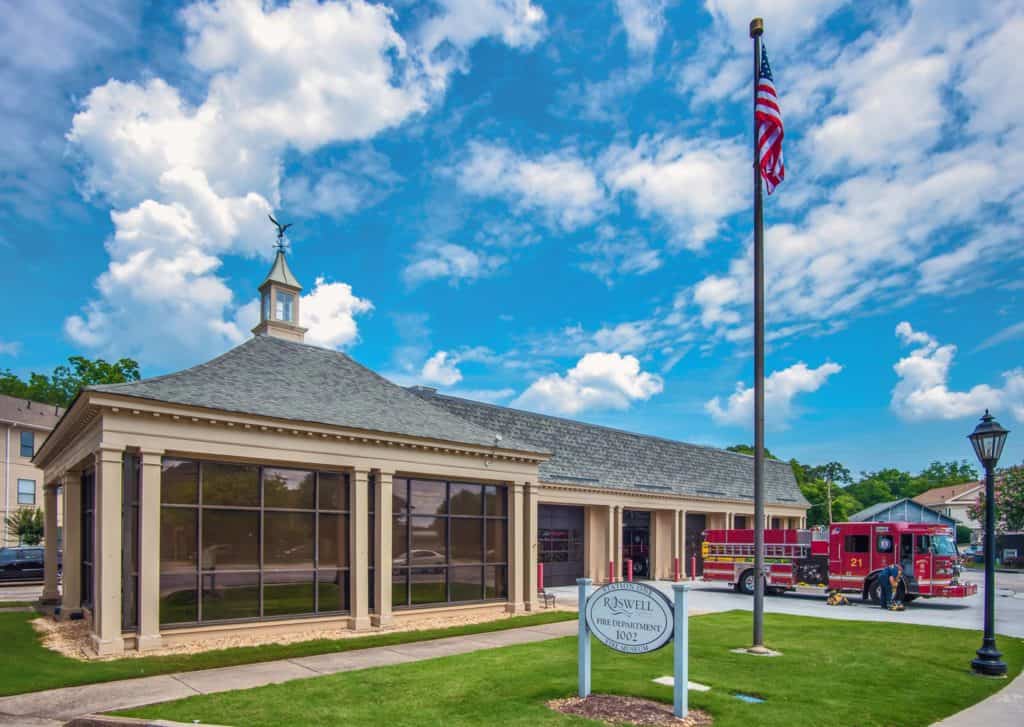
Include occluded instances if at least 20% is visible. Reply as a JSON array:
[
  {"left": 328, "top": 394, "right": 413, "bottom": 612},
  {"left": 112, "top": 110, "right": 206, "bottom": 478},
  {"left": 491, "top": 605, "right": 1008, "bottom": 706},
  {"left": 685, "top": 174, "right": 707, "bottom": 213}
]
[{"left": 878, "top": 563, "right": 903, "bottom": 610}]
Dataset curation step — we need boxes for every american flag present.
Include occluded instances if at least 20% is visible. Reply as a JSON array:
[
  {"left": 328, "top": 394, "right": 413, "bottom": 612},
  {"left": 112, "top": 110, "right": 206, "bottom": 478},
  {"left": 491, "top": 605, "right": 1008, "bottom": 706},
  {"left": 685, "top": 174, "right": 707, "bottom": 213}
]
[{"left": 756, "top": 44, "right": 784, "bottom": 194}]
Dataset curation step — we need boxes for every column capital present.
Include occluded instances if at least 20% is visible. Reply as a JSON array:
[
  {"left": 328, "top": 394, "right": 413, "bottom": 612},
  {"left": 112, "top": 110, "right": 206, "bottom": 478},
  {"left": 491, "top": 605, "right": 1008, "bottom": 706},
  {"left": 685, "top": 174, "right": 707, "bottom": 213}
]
[
  {"left": 139, "top": 449, "right": 165, "bottom": 461},
  {"left": 371, "top": 468, "right": 395, "bottom": 482},
  {"left": 509, "top": 481, "right": 526, "bottom": 493},
  {"left": 94, "top": 446, "right": 124, "bottom": 464}
]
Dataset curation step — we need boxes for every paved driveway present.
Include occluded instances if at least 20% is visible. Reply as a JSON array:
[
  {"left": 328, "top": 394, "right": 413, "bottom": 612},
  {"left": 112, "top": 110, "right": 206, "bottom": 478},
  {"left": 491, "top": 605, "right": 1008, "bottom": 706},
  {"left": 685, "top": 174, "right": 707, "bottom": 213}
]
[{"left": 549, "top": 570, "right": 1024, "bottom": 638}]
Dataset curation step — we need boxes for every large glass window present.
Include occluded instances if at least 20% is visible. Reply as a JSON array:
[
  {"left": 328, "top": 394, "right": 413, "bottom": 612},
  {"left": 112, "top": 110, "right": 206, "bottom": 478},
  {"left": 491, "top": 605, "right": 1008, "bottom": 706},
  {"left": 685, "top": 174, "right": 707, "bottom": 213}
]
[
  {"left": 122, "top": 455, "right": 140, "bottom": 631},
  {"left": 20, "top": 430, "right": 34, "bottom": 458},
  {"left": 159, "top": 459, "right": 351, "bottom": 626},
  {"left": 392, "top": 478, "right": 507, "bottom": 609},
  {"left": 17, "top": 479, "right": 35, "bottom": 505}
]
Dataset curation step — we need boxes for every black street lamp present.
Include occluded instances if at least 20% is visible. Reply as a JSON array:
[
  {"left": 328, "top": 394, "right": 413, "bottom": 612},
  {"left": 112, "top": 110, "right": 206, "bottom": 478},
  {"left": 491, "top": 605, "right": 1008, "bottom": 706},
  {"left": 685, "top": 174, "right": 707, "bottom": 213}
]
[{"left": 967, "top": 410, "right": 1009, "bottom": 677}]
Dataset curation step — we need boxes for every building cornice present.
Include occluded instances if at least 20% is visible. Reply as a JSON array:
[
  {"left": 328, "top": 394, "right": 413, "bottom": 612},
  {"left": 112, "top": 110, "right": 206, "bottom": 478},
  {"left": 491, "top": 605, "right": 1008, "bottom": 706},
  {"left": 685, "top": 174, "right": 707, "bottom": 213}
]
[
  {"left": 537, "top": 480, "right": 807, "bottom": 510},
  {"left": 37, "top": 391, "right": 550, "bottom": 468}
]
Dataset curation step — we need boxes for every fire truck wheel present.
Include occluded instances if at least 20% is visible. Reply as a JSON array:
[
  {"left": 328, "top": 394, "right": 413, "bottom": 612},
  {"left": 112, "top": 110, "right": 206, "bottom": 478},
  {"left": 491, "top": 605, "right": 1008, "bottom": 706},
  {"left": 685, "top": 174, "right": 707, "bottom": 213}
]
[
  {"left": 739, "top": 569, "right": 757, "bottom": 596},
  {"left": 867, "top": 578, "right": 881, "bottom": 604}
]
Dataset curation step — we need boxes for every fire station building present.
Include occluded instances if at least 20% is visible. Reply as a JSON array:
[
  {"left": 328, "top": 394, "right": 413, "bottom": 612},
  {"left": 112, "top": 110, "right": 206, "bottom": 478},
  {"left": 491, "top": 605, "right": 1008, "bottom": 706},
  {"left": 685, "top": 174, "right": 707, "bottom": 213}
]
[{"left": 34, "top": 250, "right": 807, "bottom": 656}]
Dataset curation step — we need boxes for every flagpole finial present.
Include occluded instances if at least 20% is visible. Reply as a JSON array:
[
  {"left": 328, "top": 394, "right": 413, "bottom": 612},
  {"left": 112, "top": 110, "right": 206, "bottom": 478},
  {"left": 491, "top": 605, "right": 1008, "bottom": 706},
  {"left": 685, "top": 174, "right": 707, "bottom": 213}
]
[{"left": 749, "top": 17, "right": 764, "bottom": 37}]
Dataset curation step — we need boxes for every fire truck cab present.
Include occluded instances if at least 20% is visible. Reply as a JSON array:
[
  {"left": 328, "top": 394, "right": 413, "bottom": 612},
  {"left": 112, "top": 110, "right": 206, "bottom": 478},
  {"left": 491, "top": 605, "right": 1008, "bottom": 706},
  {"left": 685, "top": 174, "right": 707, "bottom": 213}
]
[{"left": 702, "top": 521, "right": 977, "bottom": 603}]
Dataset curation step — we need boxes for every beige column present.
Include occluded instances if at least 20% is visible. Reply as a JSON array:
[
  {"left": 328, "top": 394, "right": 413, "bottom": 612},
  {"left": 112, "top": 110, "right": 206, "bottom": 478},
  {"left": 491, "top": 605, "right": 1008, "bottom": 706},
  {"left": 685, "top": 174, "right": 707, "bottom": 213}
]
[
  {"left": 91, "top": 447, "right": 124, "bottom": 656},
  {"left": 137, "top": 450, "right": 164, "bottom": 651},
  {"left": 505, "top": 482, "right": 525, "bottom": 613},
  {"left": 671, "top": 509, "right": 682, "bottom": 581},
  {"left": 524, "top": 483, "right": 539, "bottom": 610},
  {"left": 350, "top": 468, "right": 370, "bottom": 630},
  {"left": 614, "top": 506, "right": 624, "bottom": 581},
  {"left": 372, "top": 469, "right": 393, "bottom": 627},
  {"left": 604, "top": 505, "right": 615, "bottom": 582},
  {"left": 60, "top": 470, "right": 82, "bottom": 617},
  {"left": 41, "top": 484, "right": 61, "bottom": 604}
]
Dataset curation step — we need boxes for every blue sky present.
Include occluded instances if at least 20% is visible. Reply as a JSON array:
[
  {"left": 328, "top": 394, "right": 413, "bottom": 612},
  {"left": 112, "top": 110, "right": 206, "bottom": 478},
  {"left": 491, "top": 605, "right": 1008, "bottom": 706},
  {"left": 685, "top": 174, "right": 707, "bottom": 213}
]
[{"left": 1, "top": 0, "right": 1022, "bottom": 476}]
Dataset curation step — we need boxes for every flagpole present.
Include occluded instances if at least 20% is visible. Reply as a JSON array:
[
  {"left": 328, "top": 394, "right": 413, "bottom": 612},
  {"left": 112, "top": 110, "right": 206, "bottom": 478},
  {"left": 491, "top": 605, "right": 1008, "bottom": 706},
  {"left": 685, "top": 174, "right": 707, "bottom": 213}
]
[{"left": 749, "top": 16, "right": 767, "bottom": 652}]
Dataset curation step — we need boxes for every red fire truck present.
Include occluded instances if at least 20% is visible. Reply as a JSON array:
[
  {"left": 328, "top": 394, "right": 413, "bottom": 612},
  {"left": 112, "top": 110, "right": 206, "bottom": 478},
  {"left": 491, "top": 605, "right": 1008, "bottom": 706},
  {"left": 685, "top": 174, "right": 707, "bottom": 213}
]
[{"left": 702, "top": 521, "right": 977, "bottom": 603}]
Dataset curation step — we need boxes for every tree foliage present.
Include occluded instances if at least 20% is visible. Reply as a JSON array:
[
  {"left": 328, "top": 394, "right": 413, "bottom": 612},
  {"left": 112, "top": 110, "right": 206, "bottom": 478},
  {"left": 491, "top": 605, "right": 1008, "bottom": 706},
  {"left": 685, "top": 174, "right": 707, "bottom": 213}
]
[
  {"left": 4, "top": 508, "right": 44, "bottom": 546},
  {"left": 0, "top": 356, "right": 140, "bottom": 408},
  {"left": 726, "top": 444, "right": 779, "bottom": 460},
  {"left": 968, "top": 465, "right": 1024, "bottom": 534}
]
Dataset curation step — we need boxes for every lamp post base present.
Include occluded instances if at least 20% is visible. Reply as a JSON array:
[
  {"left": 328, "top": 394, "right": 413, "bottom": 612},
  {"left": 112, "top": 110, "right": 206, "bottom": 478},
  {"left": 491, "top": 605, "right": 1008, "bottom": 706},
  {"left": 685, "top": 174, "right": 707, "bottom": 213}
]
[{"left": 971, "top": 644, "right": 1007, "bottom": 677}]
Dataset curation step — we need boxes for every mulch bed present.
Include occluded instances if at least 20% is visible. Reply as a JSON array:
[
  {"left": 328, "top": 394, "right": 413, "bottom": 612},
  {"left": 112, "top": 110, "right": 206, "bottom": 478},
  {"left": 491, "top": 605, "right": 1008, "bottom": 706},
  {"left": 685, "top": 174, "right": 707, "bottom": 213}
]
[{"left": 548, "top": 695, "right": 713, "bottom": 726}]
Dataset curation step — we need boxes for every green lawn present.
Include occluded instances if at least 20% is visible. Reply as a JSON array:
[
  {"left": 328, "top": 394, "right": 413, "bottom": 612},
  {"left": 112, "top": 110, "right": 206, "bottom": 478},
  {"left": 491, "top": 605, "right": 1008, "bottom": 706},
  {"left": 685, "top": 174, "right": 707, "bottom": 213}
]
[
  {"left": 122, "top": 612, "right": 1024, "bottom": 727},
  {"left": 0, "top": 609, "right": 574, "bottom": 697}
]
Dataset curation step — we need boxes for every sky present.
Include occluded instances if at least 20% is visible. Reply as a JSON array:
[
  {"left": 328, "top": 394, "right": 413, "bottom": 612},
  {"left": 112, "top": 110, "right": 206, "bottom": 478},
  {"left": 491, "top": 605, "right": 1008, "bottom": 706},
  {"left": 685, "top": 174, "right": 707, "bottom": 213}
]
[{"left": 1, "top": 0, "right": 1022, "bottom": 477}]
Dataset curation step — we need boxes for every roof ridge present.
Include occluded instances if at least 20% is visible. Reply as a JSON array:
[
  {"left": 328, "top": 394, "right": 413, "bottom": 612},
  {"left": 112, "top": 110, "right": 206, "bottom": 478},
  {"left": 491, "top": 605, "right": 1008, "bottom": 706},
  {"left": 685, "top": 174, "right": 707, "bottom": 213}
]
[{"left": 416, "top": 389, "right": 790, "bottom": 468}]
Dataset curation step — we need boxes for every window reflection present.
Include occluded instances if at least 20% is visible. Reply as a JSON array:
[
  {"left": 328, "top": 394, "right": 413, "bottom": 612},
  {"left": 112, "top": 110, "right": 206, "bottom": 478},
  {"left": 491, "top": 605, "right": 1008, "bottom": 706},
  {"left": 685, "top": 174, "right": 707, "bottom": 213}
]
[{"left": 392, "top": 478, "right": 508, "bottom": 608}]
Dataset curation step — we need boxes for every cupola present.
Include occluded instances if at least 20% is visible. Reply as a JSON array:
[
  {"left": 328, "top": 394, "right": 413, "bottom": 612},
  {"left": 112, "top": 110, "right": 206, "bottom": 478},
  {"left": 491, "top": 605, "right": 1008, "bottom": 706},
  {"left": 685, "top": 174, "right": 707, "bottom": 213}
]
[{"left": 252, "top": 216, "right": 308, "bottom": 342}]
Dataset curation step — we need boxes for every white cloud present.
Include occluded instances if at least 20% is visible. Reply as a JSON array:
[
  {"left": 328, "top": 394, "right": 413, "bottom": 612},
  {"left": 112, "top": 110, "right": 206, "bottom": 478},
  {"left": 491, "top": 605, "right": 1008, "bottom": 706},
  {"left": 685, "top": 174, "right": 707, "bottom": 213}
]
[
  {"left": 0, "top": 340, "right": 22, "bottom": 356},
  {"left": 706, "top": 361, "right": 843, "bottom": 428},
  {"left": 601, "top": 135, "right": 747, "bottom": 249},
  {"left": 891, "top": 322, "right": 1024, "bottom": 422},
  {"left": 281, "top": 148, "right": 401, "bottom": 219},
  {"left": 458, "top": 141, "right": 607, "bottom": 230},
  {"left": 579, "top": 226, "right": 662, "bottom": 284},
  {"left": 593, "top": 321, "right": 654, "bottom": 353},
  {"left": 614, "top": 0, "right": 668, "bottom": 54},
  {"left": 403, "top": 242, "right": 506, "bottom": 286},
  {"left": 416, "top": 0, "right": 546, "bottom": 89},
  {"left": 65, "top": 0, "right": 539, "bottom": 367},
  {"left": 420, "top": 351, "right": 463, "bottom": 387},
  {"left": 975, "top": 321, "right": 1024, "bottom": 353},
  {"left": 513, "top": 352, "right": 664, "bottom": 415}
]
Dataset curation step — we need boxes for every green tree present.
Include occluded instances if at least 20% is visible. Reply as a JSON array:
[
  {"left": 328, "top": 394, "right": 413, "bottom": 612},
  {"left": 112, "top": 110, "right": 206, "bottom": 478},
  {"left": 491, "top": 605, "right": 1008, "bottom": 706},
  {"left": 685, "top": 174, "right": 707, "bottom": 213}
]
[
  {"left": 807, "top": 462, "right": 852, "bottom": 523},
  {"left": 4, "top": 508, "right": 44, "bottom": 546},
  {"left": 0, "top": 355, "right": 140, "bottom": 408},
  {"left": 793, "top": 459, "right": 861, "bottom": 526},
  {"left": 846, "top": 468, "right": 913, "bottom": 508},
  {"left": 969, "top": 465, "right": 1024, "bottom": 534},
  {"left": 911, "top": 460, "right": 979, "bottom": 497},
  {"left": 726, "top": 444, "right": 779, "bottom": 460}
]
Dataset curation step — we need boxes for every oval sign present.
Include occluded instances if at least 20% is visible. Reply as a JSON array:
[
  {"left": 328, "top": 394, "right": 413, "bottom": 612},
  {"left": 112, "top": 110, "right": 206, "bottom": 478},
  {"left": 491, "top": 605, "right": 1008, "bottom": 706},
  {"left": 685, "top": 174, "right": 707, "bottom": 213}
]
[{"left": 584, "top": 581, "right": 673, "bottom": 654}]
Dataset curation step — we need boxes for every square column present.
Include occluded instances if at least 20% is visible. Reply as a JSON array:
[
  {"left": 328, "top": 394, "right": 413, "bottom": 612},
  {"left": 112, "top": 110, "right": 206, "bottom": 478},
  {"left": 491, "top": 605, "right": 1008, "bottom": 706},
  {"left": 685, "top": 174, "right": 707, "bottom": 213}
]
[
  {"left": 41, "top": 484, "right": 61, "bottom": 604},
  {"left": 137, "top": 450, "right": 164, "bottom": 651},
  {"left": 60, "top": 471, "right": 82, "bottom": 617},
  {"left": 371, "top": 470, "right": 393, "bottom": 628},
  {"left": 614, "top": 506, "right": 624, "bottom": 582},
  {"left": 605, "top": 505, "right": 616, "bottom": 582},
  {"left": 91, "top": 447, "right": 124, "bottom": 656},
  {"left": 350, "top": 468, "right": 371, "bottom": 630},
  {"left": 672, "top": 509, "right": 683, "bottom": 581},
  {"left": 524, "top": 483, "right": 538, "bottom": 611},
  {"left": 505, "top": 482, "right": 525, "bottom": 613}
]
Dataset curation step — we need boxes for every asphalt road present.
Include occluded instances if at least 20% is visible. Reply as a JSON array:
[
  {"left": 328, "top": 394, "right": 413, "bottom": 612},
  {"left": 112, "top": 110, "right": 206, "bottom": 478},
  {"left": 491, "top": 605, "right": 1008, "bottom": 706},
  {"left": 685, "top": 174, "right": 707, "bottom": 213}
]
[{"left": 550, "top": 570, "right": 1024, "bottom": 638}]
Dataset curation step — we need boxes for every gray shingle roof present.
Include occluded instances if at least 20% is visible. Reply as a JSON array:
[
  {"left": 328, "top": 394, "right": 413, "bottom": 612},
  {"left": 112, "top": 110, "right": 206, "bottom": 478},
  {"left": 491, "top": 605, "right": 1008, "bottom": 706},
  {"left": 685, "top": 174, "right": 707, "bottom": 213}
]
[
  {"left": 409, "top": 388, "right": 806, "bottom": 506},
  {"left": 849, "top": 498, "right": 953, "bottom": 524},
  {"left": 88, "top": 336, "right": 543, "bottom": 453}
]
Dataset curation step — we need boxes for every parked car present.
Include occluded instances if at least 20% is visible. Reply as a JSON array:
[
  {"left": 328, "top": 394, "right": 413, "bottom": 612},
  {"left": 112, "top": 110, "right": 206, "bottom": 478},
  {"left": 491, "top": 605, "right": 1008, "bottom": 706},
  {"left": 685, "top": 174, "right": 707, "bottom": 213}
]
[{"left": 0, "top": 546, "right": 61, "bottom": 582}]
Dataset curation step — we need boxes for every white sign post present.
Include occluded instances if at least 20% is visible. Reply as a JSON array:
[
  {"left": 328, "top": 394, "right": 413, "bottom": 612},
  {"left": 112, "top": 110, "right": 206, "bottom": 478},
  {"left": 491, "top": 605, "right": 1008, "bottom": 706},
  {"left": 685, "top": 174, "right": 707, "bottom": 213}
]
[
  {"left": 578, "top": 579, "right": 689, "bottom": 718},
  {"left": 672, "top": 583, "right": 691, "bottom": 718}
]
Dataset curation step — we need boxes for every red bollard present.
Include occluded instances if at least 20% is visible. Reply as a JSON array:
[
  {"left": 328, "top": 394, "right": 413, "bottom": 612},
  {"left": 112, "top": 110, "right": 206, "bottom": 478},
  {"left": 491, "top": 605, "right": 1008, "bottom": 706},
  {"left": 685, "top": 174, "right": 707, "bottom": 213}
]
[
  {"left": 690, "top": 555, "right": 697, "bottom": 580},
  {"left": 673, "top": 557, "right": 681, "bottom": 582},
  {"left": 537, "top": 562, "right": 544, "bottom": 592},
  {"left": 608, "top": 560, "right": 615, "bottom": 583},
  {"left": 625, "top": 559, "right": 633, "bottom": 582}
]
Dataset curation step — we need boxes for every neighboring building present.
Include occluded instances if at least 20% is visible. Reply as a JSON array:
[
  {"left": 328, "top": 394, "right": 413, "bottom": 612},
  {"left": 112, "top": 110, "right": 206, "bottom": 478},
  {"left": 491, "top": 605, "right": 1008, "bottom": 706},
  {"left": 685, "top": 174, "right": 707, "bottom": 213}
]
[
  {"left": 1, "top": 394, "right": 63, "bottom": 546},
  {"left": 913, "top": 483, "right": 983, "bottom": 543},
  {"left": 34, "top": 248, "right": 808, "bottom": 656},
  {"left": 849, "top": 498, "right": 955, "bottom": 528}
]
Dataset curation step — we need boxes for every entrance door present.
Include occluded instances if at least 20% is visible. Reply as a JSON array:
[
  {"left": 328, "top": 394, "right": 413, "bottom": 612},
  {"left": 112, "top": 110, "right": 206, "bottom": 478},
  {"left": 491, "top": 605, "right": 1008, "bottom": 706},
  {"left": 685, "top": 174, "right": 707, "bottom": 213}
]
[
  {"left": 537, "top": 505, "right": 584, "bottom": 587},
  {"left": 622, "top": 510, "right": 651, "bottom": 579},
  {"left": 685, "top": 513, "right": 707, "bottom": 577}
]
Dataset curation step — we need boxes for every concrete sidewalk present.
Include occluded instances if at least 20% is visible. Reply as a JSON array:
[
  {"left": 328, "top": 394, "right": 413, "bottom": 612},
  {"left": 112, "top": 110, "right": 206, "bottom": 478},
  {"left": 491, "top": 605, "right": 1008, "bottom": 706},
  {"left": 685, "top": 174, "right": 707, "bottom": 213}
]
[
  {"left": 931, "top": 668, "right": 1024, "bottom": 727},
  {"left": 0, "top": 620, "right": 577, "bottom": 725}
]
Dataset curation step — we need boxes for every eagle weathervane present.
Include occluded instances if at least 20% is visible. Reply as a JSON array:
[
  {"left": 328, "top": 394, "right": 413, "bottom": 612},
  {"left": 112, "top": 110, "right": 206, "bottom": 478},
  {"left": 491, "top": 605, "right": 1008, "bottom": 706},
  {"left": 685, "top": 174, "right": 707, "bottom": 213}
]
[{"left": 268, "top": 214, "right": 293, "bottom": 252}]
